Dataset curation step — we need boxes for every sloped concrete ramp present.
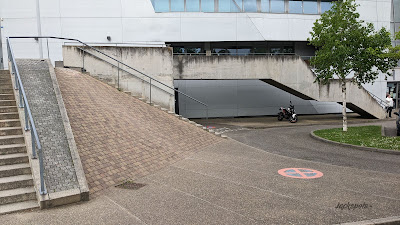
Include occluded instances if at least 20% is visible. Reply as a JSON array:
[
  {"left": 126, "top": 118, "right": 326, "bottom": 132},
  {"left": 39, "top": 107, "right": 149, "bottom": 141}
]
[{"left": 55, "top": 68, "right": 220, "bottom": 195}]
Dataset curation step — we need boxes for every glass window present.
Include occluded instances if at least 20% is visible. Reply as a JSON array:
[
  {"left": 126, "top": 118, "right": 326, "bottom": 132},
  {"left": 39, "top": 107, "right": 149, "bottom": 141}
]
[
  {"left": 321, "top": 0, "right": 333, "bottom": 13},
  {"left": 232, "top": 0, "right": 243, "bottom": 12},
  {"left": 219, "top": 0, "right": 232, "bottom": 12},
  {"left": 243, "top": 0, "right": 257, "bottom": 12},
  {"left": 261, "top": 0, "right": 269, "bottom": 12},
  {"left": 303, "top": 0, "right": 317, "bottom": 14},
  {"left": 186, "top": 0, "right": 200, "bottom": 11},
  {"left": 152, "top": 0, "right": 169, "bottom": 12},
  {"left": 219, "top": 0, "right": 242, "bottom": 12},
  {"left": 394, "top": 0, "right": 400, "bottom": 22},
  {"left": 171, "top": 0, "right": 184, "bottom": 11},
  {"left": 201, "top": 0, "right": 215, "bottom": 12},
  {"left": 270, "top": 47, "right": 281, "bottom": 53},
  {"left": 270, "top": 0, "right": 284, "bottom": 13},
  {"left": 288, "top": 0, "right": 302, "bottom": 14},
  {"left": 283, "top": 46, "right": 294, "bottom": 53}
]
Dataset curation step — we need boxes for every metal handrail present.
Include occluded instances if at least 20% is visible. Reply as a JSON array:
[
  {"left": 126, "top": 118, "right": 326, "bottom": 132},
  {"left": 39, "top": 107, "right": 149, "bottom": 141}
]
[
  {"left": 76, "top": 47, "right": 174, "bottom": 96},
  {"left": 9, "top": 36, "right": 209, "bottom": 118},
  {"left": 366, "top": 90, "right": 389, "bottom": 109},
  {"left": 14, "top": 36, "right": 209, "bottom": 110},
  {"left": 64, "top": 41, "right": 169, "bottom": 47},
  {"left": 6, "top": 38, "right": 47, "bottom": 195},
  {"left": 173, "top": 52, "right": 297, "bottom": 56},
  {"left": 75, "top": 46, "right": 208, "bottom": 117}
]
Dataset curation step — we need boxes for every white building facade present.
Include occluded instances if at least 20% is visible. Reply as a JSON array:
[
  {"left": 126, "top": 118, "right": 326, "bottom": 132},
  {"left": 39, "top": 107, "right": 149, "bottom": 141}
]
[{"left": 0, "top": 0, "right": 397, "bottom": 117}]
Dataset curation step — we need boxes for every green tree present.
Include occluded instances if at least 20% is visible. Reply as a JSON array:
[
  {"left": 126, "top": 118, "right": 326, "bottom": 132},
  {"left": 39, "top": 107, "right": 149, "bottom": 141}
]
[{"left": 308, "top": 0, "right": 399, "bottom": 131}]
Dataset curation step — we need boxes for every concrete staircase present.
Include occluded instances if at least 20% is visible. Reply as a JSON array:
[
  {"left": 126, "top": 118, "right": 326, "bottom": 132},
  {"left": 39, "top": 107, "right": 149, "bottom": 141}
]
[{"left": 0, "top": 70, "right": 38, "bottom": 215}]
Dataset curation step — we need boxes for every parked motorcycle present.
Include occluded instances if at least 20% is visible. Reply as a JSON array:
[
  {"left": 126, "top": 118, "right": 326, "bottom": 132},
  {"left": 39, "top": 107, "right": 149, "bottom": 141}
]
[{"left": 278, "top": 101, "right": 298, "bottom": 123}]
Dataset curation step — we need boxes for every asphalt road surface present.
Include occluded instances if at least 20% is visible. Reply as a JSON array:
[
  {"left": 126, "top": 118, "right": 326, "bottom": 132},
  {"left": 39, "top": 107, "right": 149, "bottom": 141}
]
[{"left": 227, "top": 122, "right": 400, "bottom": 174}]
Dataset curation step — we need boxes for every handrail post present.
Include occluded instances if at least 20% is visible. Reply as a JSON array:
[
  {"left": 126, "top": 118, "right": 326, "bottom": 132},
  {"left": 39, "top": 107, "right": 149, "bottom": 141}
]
[
  {"left": 31, "top": 124, "right": 37, "bottom": 159},
  {"left": 24, "top": 102, "right": 29, "bottom": 131},
  {"left": 18, "top": 83, "right": 23, "bottom": 108},
  {"left": 82, "top": 50, "right": 85, "bottom": 72},
  {"left": 150, "top": 78, "right": 152, "bottom": 104},
  {"left": 206, "top": 106, "right": 209, "bottom": 127},
  {"left": 117, "top": 62, "right": 120, "bottom": 90},
  {"left": 38, "top": 147, "right": 47, "bottom": 195}
]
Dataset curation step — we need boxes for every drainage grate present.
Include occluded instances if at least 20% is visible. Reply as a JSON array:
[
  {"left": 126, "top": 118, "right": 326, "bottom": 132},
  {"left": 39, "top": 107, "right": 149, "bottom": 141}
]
[{"left": 116, "top": 181, "right": 146, "bottom": 190}]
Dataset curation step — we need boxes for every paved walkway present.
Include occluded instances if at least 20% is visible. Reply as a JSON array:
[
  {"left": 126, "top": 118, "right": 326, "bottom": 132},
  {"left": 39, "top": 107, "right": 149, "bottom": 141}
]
[
  {"left": 18, "top": 59, "right": 79, "bottom": 193},
  {"left": 1, "top": 67, "right": 397, "bottom": 224},
  {"left": 0, "top": 136, "right": 398, "bottom": 224},
  {"left": 55, "top": 68, "right": 220, "bottom": 195},
  {"left": 193, "top": 113, "right": 392, "bottom": 132}
]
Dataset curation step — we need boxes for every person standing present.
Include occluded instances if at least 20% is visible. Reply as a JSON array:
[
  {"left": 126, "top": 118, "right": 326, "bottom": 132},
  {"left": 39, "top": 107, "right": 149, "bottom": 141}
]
[{"left": 386, "top": 94, "right": 394, "bottom": 118}]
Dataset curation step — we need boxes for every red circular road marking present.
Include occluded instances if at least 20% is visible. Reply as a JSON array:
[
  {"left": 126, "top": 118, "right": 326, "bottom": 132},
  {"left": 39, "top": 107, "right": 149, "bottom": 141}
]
[{"left": 278, "top": 168, "right": 323, "bottom": 179}]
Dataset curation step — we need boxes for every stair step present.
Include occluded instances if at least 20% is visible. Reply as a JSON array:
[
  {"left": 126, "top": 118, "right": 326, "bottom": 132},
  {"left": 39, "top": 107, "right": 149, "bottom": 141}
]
[
  {"left": 0, "top": 135, "right": 25, "bottom": 145},
  {"left": 0, "top": 84, "right": 13, "bottom": 89},
  {"left": 0, "top": 175, "right": 33, "bottom": 191},
  {"left": 0, "top": 89, "right": 14, "bottom": 94},
  {"left": 0, "top": 107, "right": 18, "bottom": 114},
  {"left": 0, "top": 119, "right": 21, "bottom": 128},
  {"left": 0, "top": 187, "right": 36, "bottom": 205},
  {"left": 0, "top": 144, "right": 26, "bottom": 155},
  {"left": 0, "top": 153, "right": 29, "bottom": 166},
  {"left": 0, "top": 113, "right": 19, "bottom": 120},
  {"left": 0, "top": 164, "right": 31, "bottom": 178},
  {"left": 0, "top": 127, "right": 23, "bottom": 136},
  {"left": 0, "top": 200, "right": 38, "bottom": 215},
  {"left": 0, "top": 95, "right": 15, "bottom": 100},
  {"left": 0, "top": 80, "right": 12, "bottom": 84},
  {"left": 0, "top": 100, "right": 16, "bottom": 107}
]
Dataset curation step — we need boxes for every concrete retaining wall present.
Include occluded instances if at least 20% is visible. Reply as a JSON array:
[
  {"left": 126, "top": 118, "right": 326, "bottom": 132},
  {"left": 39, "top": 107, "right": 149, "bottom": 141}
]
[
  {"left": 63, "top": 46, "right": 175, "bottom": 111},
  {"left": 63, "top": 46, "right": 386, "bottom": 119}
]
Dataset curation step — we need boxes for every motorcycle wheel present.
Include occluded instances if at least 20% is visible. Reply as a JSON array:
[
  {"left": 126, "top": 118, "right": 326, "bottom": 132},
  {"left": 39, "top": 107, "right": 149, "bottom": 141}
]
[
  {"left": 290, "top": 115, "right": 298, "bottom": 123},
  {"left": 278, "top": 112, "right": 284, "bottom": 121}
]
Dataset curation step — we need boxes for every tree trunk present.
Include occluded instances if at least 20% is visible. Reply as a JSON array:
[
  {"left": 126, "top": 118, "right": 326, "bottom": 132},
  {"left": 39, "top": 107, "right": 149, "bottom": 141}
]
[{"left": 342, "top": 81, "right": 347, "bottom": 132}]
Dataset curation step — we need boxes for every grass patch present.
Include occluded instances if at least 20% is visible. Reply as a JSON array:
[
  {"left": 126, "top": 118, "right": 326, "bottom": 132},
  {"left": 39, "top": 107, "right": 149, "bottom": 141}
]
[{"left": 314, "top": 125, "right": 400, "bottom": 151}]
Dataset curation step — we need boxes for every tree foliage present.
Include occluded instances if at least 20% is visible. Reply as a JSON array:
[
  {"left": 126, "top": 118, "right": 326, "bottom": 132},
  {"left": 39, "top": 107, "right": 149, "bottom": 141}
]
[
  {"left": 308, "top": 0, "right": 398, "bottom": 86},
  {"left": 307, "top": 0, "right": 400, "bottom": 131}
]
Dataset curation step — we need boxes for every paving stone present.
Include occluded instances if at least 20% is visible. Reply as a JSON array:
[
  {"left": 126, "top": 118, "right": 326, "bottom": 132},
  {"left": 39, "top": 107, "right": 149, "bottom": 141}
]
[
  {"left": 55, "top": 68, "right": 221, "bottom": 196},
  {"left": 17, "top": 59, "right": 79, "bottom": 193}
]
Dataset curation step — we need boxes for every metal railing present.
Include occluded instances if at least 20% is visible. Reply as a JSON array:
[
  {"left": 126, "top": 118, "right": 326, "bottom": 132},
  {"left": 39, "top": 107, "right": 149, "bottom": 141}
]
[
  {"left": 76, "top": 47, "right": 173, "bottom": 96},
  {"left": 64, "top": 42, "right": 169, "bottom": 48},
  {"left": 366, "top": 90, "right": 389, "bottom": 109},
  {"left": 6, "top": 37, "right": 47, "bottom": 195},
  {"left": 8, "top": 36, "right": 208, "bottom": 119},
  {"left": 173, "top": 52, "right": 297, "bottom": 56}
]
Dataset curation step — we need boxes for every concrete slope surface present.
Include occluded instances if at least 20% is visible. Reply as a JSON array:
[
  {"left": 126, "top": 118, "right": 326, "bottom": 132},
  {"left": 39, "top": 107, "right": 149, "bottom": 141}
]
[{"left": 55, "top": 68, "right": 220, "bottom": 195}]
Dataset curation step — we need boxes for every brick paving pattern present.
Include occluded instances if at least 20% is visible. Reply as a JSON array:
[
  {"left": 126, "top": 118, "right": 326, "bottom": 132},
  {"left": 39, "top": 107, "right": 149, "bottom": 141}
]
[
  {"left": 55, "top": 68, "right": 220, "bottom": 195},
  {"left": 17, "top": 59, "right": 79, "bottom": 193}
]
